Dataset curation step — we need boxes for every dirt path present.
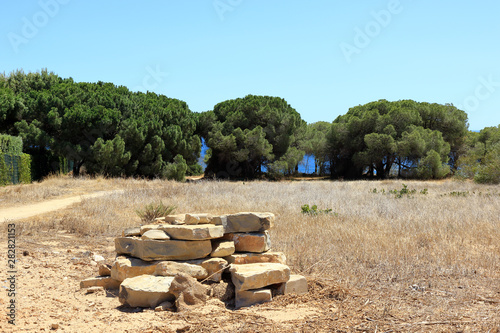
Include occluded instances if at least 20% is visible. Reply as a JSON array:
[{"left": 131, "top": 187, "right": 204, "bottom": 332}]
[{"left": 0, "top": 190, "right": 122, "bottom": 222}]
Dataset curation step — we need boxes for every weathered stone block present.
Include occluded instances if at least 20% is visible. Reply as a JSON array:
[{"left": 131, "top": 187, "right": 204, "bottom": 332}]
[
  {"left": 141, "top": 229, "right": 170, "bottom": 240},
  {"left": 122, "top": 227, "right": 141, "bottom": 237},
  {"left": 163, "top": 214, "right": 186, "bottom": 225},
  {"left": 223, "top": 232, "right": 271, "bottom": 253},
  {"left": 184, "top": 213, "right": 214, "bottom": 225},
  {"left": 219, "top": 212, "right": 275, "bottom": 233},
  {"left": 158, "top": 224, "right": 224, "bottom": 240},
  {"left": 111, "top": 256, "right": 159, "bottom": 282},
  {"left": 119, "top": 275, "right": 175, "bottom": 308},
  {"left": 155, "top": 261, "right": 208, "bottom": 280},
  {"left": 80, "top": 276, "right": 120, "bottom": 289},
  {"left": 275, "top": 274, "right": 308, "bottom": 295},
  {"left": 115, "top": 237, "right": 212, "bottom": 261},
  {"left": 211, "top": 240, "right": 235, "bottom": 257},
  {"left": 235, "top": 288, "right": 272, "bottom": 309},
  {"left": 229, "top": 263, "right": 290, "bottom": 291},
  {"left": 98, "top": 263, "right": 112, "bottom": 276},
  {"left": 170, "top": 273, "right": 208, "bottom": 312},
  {"left": 186, "top": 258, "right": 228, "bottom": 282},
  {"left": 225, "top": 252, "right": 286, "bottom": 265},
  {"left": 140, "top": 224, "right": 160, "bottom": 234}
]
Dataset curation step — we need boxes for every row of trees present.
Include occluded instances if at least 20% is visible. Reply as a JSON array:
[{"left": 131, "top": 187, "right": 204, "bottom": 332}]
[
  {"left": 1, "top": 69, "right": 497, "bottom": 183},
  {"left": 0, "top": 70, "right": 200, "bottom": 180}
]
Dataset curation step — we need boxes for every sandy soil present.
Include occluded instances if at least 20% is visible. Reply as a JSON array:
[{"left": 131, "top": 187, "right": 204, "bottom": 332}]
[{"left": 1, "top": 196, "right": 499, "bottom": 332}]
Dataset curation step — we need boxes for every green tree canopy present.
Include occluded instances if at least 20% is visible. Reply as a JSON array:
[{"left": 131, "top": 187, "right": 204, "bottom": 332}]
[
  {"left": 328, "top": 99, "right": 467, "bottom": 179},
  {"left": 456, "top": 125, "right": 500, "bottom": 184},
  {"left": 0, "top": 69, "right": 201, "bottom": 180},
  {"left": 200, "top": 95, "right": 305, "bottom": 179}
]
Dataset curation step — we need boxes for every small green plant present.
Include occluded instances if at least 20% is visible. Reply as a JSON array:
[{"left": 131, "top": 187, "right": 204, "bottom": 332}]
[
  {"left": 136, "top": 201, "right": 176, "bottom": 223},
  {"left": 389, "top": 184, "right": 417, "bottom": 198},
  {"left": 372, "top": 184, "right": 427, "bottom": 198},
  {"left": 448, "top": 191, "right": 470, "bottom": 197},
  {"left": 301, "top": 204, "right": 337, "bottom": 216}
]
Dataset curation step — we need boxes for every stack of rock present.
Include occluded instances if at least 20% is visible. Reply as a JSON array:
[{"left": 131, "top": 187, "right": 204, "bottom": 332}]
[{"left": 80, "top": 212, "right": 307, "bottom": 310}]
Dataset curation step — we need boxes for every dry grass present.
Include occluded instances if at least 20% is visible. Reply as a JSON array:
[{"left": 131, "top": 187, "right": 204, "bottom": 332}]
[
  {"left": 5, "top": 177, "right": 500, "bottom": 331},
  {"left": 15, "top": 178, "right": 500, "bottom": 284}
]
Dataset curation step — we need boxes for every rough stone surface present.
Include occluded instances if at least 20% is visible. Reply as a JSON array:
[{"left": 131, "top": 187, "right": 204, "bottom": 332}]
[
  {"left": 158, "top": 224, "right": 224, "bottom": 240},
  {"left": 122, "top": 227, "right": 141, "bottom": 237},
  {"left": 141, "top": 229, "right": 170, "bottom": 240},
  {"left": 235, "top": 288, "right": 272, "bottom": 309},
  {"left": 163, "top": 214, "right": 186, "bottom": 225},
  {"left": 111, "top": 256, "right": 159, "bottom": 282},
  {"left": 80, "top": 276, "right": 120, "bottom": 289},
  {"left": 184, "top": 213, "right": 214, "bottom": 225},
  {"left": 211, "top": 240, "right": 235, "bottom": 257},
  {"left": 119, "top": 275, "right": 175, "bottom": 308},
  {"left": 219, "top": 212, "right": 275, "bottom": 233},
  {"left": 169, "top": 273, "right": 208, "bottom": 312},
  {"left": 223, "top": 232, "right": 271, "bottom": 253},
  {"left": 140, "top": 224, "right": 160, "bottom": 234},
  {"left": 275, "top": 274, "right": 308, "bottom": 295},
  {"left": 186, "top": 258, "right": 228, "bottom": 282},
  {"left": 98, "top": 263, "right": 112, "bottom": 276},
  {"left": 225, "top": 252, "right": 286, "bottom": 265},
  {"left": 115, "top": 237, "right": 212, "bottom": 261},
  {"left": 229, "top": 263, "right": 290, "bottom": 291},
  {"left": 155, "top": 261, "right": 208, "bottom": 280}
]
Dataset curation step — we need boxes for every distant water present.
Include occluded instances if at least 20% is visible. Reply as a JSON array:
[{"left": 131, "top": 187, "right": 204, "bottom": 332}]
[{"left": 198, "top": 140, "right": 316, "bottom": 174}]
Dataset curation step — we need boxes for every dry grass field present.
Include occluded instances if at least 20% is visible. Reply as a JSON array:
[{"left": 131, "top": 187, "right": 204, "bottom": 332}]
[{"left": 1, "top": 175, "right": 499, "bottom": 332}]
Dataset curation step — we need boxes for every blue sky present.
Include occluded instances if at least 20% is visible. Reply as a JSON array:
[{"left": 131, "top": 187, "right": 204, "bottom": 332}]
[{"left": 1, "top": 0, "right": 499, "bottom": 131}]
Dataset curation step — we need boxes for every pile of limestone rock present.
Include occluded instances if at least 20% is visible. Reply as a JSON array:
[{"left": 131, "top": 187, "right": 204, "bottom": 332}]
[{"left": 80, "top": 212, "right": 307, "bottom": 311}]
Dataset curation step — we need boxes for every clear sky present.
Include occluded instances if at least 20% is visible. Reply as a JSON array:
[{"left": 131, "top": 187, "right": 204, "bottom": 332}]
[{"left": 1, "top": 0, "right": 499, "bottom": 131}]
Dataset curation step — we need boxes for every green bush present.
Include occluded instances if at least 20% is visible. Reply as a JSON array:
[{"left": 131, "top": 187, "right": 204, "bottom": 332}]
[
  {"left": 0, "top": 155, "right": 9, "bottom": 186},
  {"left": 165, "top": 154, "right": 188, "bottom": 181},
  {"left": 301, "top": 204, "right": 337, "bottom": 216},
  {"left": 0, "top": 135, "right": 23, "bottom": 155},
  {"left": 19, "top": 153, "right": 32, "bottom": 183}
]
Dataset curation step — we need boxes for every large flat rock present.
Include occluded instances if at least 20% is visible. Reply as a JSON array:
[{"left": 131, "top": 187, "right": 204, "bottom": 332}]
[
  {"left": 141, "top": 229, "right": 170, "bottom": 240},
  {"left": 235, "top": 288, "right": 272, "bottom": 309},
  {"left": 216, "top": 212, "right": 275, "bottom": 233},
  {"left": 163, "top": 214, "right": 186, "bottom": 225},
  {"left": 119, "top": 275, "right": 175, "bottom": 308},
  {"left": 158, "top": 224, "right": 224, "bottom": 240},
  {"left": 225, "top": 251, "right": 286, "bottom": 265},
  {"left": 115, "top": 237, "right": 212, "bottom": 261},
  {"left": 223, "top": 232, "right": 271, "bottom": 253},
  {"left": 229, "top": 263, "right": 290, "bottom": 291},
  {"left": 122, "top": 227, "right": 141, "bottom": 237},
  {"left": 155, "top": 261, "right": 208, "bottom": 280},
  {"left": 111, "top": 256, "right": 159, "bottom": 282},
  {"left": 275, "top": 274, "right": 308, "bottom": 295},
  {"left": 184, "top": 213, "right": 214, "bottom": 225}
]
